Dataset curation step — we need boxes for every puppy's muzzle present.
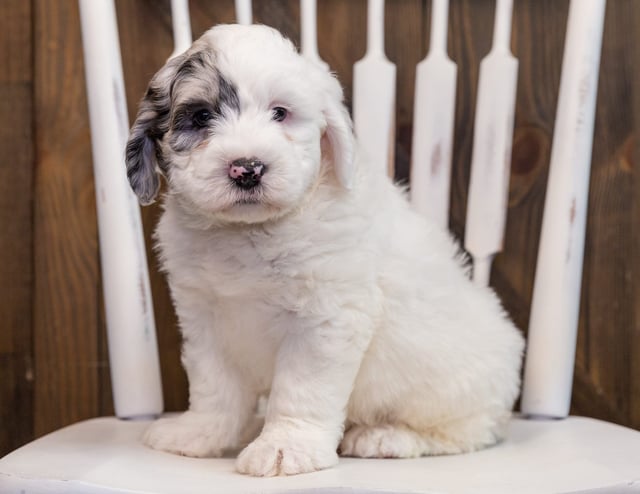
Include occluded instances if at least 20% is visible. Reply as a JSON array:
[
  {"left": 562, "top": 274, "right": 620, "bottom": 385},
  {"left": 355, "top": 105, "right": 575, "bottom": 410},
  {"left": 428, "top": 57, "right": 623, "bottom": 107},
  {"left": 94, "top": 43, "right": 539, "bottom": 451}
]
[{"left": 228, "top": 158, "right": 267, "bottom": 190}]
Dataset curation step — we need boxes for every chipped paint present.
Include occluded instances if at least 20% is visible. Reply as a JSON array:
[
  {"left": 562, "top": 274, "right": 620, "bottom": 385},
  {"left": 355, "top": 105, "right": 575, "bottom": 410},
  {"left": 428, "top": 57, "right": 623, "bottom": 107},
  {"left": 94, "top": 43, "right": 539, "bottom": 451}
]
[
  {"left": 430, "top": 141, "right": 443, "bottom": 176},
  {"left": 113, "top": 78, "right": 128, "bottom": 145},
  {"left": 138, "top": 274, "right": 148, "bottom": 317},
  {"left": 569, "top": 197, "right": 577, "bottom": 225}
]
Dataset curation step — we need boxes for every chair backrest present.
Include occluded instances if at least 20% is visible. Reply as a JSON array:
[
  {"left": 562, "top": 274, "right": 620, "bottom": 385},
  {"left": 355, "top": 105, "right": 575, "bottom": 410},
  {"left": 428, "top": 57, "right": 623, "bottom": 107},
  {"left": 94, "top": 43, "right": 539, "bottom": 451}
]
[{"left": 78, "top": 0, "right": 607, "bottom": 422}]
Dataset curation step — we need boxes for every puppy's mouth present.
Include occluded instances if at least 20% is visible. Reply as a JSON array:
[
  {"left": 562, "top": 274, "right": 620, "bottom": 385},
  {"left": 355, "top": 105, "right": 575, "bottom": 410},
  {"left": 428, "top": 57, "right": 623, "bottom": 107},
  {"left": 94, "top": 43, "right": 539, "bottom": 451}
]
[
  {"left": 232, "top": 188, "right": 264, "bottom": 206},
  {"left": 236, "top": 198, "right": 260, "bottom": 205},
  {"left": 217, "top": 187, "right": 287, "bottom": 224}
]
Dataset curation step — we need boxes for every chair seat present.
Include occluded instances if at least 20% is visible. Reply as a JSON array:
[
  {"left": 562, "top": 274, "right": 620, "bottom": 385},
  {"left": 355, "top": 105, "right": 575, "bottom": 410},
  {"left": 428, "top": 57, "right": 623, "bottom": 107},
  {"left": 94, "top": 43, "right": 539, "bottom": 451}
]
[{"left": 1, "top": 415, "right": 639, "bottom": 494}]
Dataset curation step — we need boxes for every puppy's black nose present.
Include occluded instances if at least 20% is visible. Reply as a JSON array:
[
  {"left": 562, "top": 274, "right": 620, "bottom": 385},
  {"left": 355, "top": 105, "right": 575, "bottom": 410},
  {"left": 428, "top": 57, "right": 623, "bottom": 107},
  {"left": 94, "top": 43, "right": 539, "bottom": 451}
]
[{"left": 228, "top": 158, "right": 267, "bottom": 190}]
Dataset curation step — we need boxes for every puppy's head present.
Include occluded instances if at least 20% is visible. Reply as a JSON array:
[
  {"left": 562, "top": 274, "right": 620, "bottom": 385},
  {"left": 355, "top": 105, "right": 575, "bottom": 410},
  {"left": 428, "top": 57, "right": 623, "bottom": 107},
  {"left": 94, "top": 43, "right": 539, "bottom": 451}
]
[{"left": 126, "top": 24, "right": 354, "bottom": 224}]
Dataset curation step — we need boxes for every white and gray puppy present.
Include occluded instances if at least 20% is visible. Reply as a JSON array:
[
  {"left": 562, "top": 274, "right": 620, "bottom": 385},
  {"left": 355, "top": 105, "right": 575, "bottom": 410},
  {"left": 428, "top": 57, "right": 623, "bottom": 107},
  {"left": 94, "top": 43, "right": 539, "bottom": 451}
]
[{"left": 126, "top": 24, "right": 524, "bottom": 477}]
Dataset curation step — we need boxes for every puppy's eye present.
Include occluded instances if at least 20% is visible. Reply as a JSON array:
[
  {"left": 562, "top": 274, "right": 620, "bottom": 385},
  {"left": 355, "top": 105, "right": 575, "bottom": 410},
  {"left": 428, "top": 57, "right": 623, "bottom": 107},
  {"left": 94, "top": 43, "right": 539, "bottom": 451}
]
[
  {"left": 272, "top": 107, "right": 288, "bottom": 122},
  {"left": 192, "top": 109, "right": 213, "bottom": 128}
]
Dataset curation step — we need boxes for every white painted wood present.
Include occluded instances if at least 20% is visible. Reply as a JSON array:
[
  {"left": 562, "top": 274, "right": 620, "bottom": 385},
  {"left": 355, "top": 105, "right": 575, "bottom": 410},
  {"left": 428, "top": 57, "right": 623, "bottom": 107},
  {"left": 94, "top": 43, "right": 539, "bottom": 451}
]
[
  {"left": 300, "top": 0, "right": 328, "bottom": 69},
  {"left": 169, "top": 0, "right": 192, "bottom": 58},
  {"left": 410, "top": 0, "right": 457, "bottom": 229},
  {"left": 464, "top": 0, "right": 519, "bottom": 285},
  {"left": 353, "top": 0, "right": 397, "bottom": 178},
  {"left": 235, "top": 0, "right": 253, "bottom": 25},
  {"left": 521, "top": 0, "right": 607, "bottom": 419},
  {"left": 78, "top": 0, "right": 163, "bottom": 419},
  {"left": 2, "top": 416, "right": 640, "bottom": 493}
]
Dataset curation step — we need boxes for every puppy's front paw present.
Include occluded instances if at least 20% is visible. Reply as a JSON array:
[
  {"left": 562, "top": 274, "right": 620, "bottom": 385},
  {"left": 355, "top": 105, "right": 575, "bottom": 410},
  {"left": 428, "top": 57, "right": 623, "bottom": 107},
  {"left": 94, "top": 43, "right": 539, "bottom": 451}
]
[
  {"left": 235, "top": 426, "right": 338, "bottom": 476},
  {"left": 143, "top": 411, "right": 239, "bottom": 458}
]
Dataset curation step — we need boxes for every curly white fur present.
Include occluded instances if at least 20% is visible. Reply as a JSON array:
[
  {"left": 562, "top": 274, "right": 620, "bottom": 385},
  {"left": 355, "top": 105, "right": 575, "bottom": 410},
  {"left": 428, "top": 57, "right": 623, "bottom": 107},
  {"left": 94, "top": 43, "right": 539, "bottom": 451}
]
[{"left": 125, "top": 24, "right": 524, "bottom": 477}]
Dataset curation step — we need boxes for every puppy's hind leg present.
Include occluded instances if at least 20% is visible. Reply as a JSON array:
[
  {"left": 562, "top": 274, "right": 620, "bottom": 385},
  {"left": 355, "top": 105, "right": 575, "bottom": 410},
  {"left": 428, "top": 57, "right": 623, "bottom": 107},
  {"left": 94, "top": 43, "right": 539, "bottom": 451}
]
[
  {"left": 419, "top": 409, "right": 511, "bottom": 455},
  {"left": 340, "top": 410, "right": 510, "bottom": 458},
  {"left": 340, "top": 424, "right": 429, "bottom": 458}
]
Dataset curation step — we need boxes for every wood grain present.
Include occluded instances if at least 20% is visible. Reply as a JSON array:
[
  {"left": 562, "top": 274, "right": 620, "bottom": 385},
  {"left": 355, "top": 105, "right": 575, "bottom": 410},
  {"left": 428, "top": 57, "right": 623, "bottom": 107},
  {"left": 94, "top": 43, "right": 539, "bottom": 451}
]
[
  {"left": 570, "top": 0, "right": 639, "bottom": 427},
  {"left": 317, "top": 0, "right": 367, "bottom": 106},
  {"left": 1, "top": 0, "right": 639, "bottom": 455},
  {"left": 32, "top": 0, "right": 101, "bottom": 437},
  {"left": 632, "top": 3, "right": 640, "bottom": 432},
  {"left": 0, "top": 0, "right": 34, "bottom": 457},
  {"left": 448, "top": 0, "right": 494, "bottom": 237},
  {"left": 386, "top": 0, "right": 423, "bottom": 181}
]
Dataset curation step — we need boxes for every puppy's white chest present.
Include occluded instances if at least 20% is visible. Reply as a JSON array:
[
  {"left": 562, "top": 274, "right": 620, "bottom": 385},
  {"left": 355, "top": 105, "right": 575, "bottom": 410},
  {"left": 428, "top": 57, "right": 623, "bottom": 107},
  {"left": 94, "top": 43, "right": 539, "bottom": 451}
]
[{"left": 197, "top": 225, "right": 312, "bottom": 299}]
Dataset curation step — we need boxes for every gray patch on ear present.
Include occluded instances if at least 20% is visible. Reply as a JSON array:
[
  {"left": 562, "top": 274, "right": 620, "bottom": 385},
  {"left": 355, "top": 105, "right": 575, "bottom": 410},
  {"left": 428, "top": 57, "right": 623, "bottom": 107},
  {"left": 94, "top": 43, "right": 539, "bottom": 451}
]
[
  {"left": 126, "top": 44, "right": 243, "bottom": 204},
  {"left": 125, "top": 55, "right": 184, "bottom": 205},
  {"left": 126, "top": 132, "right": 161, "bottom": 205},
  {"left": 174, "top": 50, "right": 208, "bottom": 83}
]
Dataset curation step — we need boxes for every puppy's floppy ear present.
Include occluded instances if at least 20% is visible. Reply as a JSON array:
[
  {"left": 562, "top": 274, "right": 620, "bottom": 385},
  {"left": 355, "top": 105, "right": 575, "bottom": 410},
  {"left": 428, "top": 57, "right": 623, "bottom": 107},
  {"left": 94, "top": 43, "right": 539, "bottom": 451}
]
[
  {"left": 322, "top": 77, "right": 356, "bottom": 190},
  {"left": 125, "top": 55, "right": 183, "bottom": 205}
]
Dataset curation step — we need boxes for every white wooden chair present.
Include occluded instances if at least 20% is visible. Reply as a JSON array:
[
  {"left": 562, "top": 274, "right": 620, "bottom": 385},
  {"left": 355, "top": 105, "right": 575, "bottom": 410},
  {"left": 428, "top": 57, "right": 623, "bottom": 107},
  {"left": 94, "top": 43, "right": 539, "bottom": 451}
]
[{"left": 2, "top": 0, "right": 639, "bottom": 493}]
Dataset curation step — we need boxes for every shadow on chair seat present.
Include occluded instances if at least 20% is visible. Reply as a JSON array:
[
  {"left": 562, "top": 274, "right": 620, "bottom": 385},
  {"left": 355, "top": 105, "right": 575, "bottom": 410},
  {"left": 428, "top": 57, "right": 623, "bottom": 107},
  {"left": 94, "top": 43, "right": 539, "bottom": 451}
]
[{"left": 1, "top": 415, "right": 639, "bottom": 494}]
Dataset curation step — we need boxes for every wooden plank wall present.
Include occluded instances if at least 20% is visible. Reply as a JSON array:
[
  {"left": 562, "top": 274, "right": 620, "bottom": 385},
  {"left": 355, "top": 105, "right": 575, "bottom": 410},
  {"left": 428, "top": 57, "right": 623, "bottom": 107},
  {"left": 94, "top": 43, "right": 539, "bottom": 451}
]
[
  {"left": 1, "top": 0, "right": 638, "bottom": 456},
  {"left": 0, "top": 0, "right": 35, "bottom": 454}
]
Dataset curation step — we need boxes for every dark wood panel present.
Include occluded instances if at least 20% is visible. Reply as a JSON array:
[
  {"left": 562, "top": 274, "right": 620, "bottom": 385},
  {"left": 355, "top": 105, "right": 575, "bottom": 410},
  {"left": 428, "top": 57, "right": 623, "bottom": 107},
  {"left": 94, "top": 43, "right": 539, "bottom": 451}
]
[
  {"left": 317, "top": 0, "right": 367, "bottom": 106},
  {"left": 190, "top": 0, "right": 236, "bottom": 39},
  {"left": 254, "top": 0, "right": 301, "bottom": 42},
  {"left": 632, "top": 3, "right": 640, "bottom": 432},
  {"left": 572, "top": 0, "right": 639, "bottom": 426},
  {"left": 387, "top": 0, "right": 423, "bottom": 181},
  {"left": 0, "top": 0, "right": 35, "bottom": 457},
  {"left": 32, "top": 0, "right": 101, "bottom": 437},
  {"left": 448, "top": 0, "right": 495, "bottom": 238}
]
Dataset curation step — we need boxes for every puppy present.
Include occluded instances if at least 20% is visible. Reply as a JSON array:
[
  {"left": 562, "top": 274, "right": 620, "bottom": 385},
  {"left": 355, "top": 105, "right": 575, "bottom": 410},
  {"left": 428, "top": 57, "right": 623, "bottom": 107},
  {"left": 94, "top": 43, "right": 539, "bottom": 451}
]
[{"left": 125, "top": 24, "right": 524, "bottom": 477}]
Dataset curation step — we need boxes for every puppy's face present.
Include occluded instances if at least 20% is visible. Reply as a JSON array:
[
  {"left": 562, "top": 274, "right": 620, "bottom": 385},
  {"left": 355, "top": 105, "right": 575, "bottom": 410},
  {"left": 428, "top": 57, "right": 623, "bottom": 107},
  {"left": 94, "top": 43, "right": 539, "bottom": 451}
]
[{"left": 126, "top": 24, "right": 354, "bottom": 224}]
